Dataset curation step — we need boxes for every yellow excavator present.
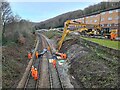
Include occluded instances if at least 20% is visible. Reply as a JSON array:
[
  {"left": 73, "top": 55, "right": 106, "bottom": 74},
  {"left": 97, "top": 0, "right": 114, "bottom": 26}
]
[
  {"left": 57, "top": 20, "right": 101, "bottom": 51},
  {"left": 55, "top": 20, "right": 102, "bottom": 60}
]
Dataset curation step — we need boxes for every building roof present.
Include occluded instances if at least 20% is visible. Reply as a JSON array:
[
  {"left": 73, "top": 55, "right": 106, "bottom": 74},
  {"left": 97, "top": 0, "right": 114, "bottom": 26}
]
[{"left": 82, "top": 7, "right": 120, "bottom": 18}]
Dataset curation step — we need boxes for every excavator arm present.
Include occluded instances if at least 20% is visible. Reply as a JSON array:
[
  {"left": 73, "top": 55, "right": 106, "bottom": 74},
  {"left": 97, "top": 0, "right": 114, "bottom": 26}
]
[
  {"left": 57, "top": 20, "right": 102, "bottom": 51},
  {"left": 57, "top": 20, "right": 87, "bottom": 51},
  {"left": 58, "top": 29, "right": 70, "bottom": 51}
]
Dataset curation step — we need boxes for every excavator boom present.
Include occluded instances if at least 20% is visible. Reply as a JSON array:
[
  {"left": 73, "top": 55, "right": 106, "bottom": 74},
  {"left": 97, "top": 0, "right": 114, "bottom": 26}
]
[{"left": 57, "top": 20, "right": 101, "bottom": 51}]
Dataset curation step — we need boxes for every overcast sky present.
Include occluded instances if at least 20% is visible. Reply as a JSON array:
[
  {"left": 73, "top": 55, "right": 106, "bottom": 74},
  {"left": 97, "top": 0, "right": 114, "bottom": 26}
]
[{"left": 9, "top": 1, "right": 102, "bottom": 22}]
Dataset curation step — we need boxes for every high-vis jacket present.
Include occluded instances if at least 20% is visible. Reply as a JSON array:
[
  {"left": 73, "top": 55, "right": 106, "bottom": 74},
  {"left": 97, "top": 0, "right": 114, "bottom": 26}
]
[
  {"left": 35, "top": 51, "right": 39, "bottom": 59},
  {"left": 53, "top": 60, "right": 56, "bottom": 68},
  {"left": 31, "top": 66, "right": 35, "bottom": 77},
  {"left": 34, "top": 69, "right": 38, "bottom": 80},
  {"left": 28, "top": 53, "right": 32, "bottom": 59}
]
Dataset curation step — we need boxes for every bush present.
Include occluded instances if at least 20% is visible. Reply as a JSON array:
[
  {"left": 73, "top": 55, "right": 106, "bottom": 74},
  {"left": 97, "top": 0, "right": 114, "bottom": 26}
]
[
  {"left": 22, "top": 31, "right": 28, "bottom": 38},
  {"left": 14, "top": 31, "right": 20, "bottom": 43},
  {"left": 18, "top": 34, "right": 26, "bottom": 45}
]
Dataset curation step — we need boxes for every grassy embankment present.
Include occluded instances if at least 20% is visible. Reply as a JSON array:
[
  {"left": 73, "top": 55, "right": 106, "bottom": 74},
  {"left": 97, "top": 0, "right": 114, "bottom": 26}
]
[
  {"left": 81, "top": 37, "right": 120, "bottom": 50},
  {"left": 43, "top": 31, "right": 120, "bottom": 50},
  {"left": 43, "top": 30, "right": 62, "bottom": 39}
]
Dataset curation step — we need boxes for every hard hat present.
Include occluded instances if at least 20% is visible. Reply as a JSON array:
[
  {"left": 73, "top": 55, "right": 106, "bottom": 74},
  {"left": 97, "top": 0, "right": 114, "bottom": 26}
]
[
  {"left": 32, "top": 66, "right": 34, "bottom": 68},
  {"left": 35, "top": 68, "right": 37, "bottom": 70}
]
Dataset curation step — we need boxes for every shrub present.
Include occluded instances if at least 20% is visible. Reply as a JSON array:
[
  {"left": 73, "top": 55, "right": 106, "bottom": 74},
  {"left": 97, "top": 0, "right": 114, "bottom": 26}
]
[{"left": 18, "top": 34, "right": 26, "bottom": 45}]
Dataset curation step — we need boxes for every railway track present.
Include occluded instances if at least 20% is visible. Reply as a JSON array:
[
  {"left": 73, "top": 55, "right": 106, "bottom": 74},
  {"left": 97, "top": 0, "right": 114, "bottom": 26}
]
[
  {"left": 17, "top": 33, "right": 64, "bottom": 89},
  {"left": 23, "top": 34, "right": 43, "bottom": 89},
  {"left": 24, "top": 54, "right": 41, "bottom": 89},
  {"left": 40, "top": 34, "right": 64, "bottom": 89}
]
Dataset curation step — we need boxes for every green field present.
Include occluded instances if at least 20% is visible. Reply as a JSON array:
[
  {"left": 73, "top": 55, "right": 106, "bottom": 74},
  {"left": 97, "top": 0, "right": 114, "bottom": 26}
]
[{"left": 81, "top": 37, "right": 120, "bottom": 50}]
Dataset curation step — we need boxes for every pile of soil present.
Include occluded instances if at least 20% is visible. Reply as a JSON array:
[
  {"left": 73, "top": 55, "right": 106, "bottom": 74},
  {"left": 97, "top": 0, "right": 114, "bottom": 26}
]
[
  {"left": 61, "top": 39, "right": 119, "bottom": 88},
  {"left": 2, "top": 35, "right": 35, "bottom": 88}
]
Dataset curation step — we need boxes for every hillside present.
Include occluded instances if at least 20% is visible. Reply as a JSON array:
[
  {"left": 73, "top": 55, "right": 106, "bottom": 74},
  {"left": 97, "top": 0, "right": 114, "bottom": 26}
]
[
  {"left": 35, "top": 1, "right": 120, "bottom": 29},
  {"left": 35, "top": 9, "right": 83, "bottom": 29}
]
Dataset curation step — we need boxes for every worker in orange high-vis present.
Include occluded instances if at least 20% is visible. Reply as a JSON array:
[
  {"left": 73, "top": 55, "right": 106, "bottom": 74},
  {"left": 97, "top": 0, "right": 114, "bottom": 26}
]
[
  {"left": 34, "top": 68, "right": 38, "bottom": 80},
  {"left": 28, "top": 52, "right": 32, "bottom": 60},
  {"left": 31, "top": 66, "right": 35, "bottom": 78},
  {"left": 47, "top": 46, "right": 50, "bottom": 51},
  {"left": 35, "top": 51, "right": 39, "bottom": 59},
  {"left": 110, "top": 32, "right": 113, "bottom": 40},
  {"left": 111, "top": 32, "right": 116, "bottom": 40},
  {"left": 53, "top": 60, "right": 56, "bottom": 68}
]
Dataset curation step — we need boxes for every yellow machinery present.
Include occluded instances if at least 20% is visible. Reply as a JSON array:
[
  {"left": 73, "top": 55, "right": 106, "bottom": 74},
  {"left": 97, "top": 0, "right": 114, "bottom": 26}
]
[
  {"left": 57, "top": 20, "right": 101, "bottom": 51},
  {"left": 101, "top": 28, "right": 118, "bottom": 39}
]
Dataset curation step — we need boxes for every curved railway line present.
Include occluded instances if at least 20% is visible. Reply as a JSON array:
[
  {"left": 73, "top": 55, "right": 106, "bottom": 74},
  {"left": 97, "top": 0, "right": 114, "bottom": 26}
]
[
  {"left": 41, "top": 34, "right": 64, "bottom": 89},
  {"left": 23, "top": 35, "right": 43, "bottom": 89},
  {"left": 17, "top": 33, "right": 64, "bottom": 89}
]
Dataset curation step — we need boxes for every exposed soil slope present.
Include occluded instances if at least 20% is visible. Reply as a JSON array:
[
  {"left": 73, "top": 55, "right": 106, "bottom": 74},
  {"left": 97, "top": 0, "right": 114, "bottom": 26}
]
[
  {"left": 61, "top": 38, "right": 119, "bottom": 88},
  {"left": 2, "top": 35, "right": 35, "bottom": 88}
]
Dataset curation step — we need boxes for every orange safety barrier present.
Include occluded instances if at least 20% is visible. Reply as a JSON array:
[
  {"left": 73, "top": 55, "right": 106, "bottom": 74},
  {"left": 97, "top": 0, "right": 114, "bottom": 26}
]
[{"left": 47, "top": 46, "right": 50, "bottom": 51}]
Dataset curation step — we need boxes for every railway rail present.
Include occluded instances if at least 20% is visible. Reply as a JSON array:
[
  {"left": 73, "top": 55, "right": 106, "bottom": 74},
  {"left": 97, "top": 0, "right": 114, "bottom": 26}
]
[
  {"left": 23, "top": 35, "right": 43, "bottom": 89},
  {"left": 17, "top": 33, "right": 64, "bottom": 89},
  {"left": 41, "top": 34, "right": 64, "bottom": 89},
  {"left": 42, "top": 35, "right": 64, "bottom": 89}
]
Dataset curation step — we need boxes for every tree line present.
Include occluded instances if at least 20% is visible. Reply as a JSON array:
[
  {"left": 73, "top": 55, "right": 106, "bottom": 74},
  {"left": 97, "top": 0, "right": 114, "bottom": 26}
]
[
  {"left": 35, "top": 1, "right": 120, "bottom": 29},
  {"left": 0, "top": 1, "right": 35, "bottom": 45}
]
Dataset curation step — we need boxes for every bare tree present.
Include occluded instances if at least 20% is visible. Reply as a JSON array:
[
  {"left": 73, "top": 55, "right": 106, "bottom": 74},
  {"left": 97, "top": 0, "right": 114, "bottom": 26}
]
[
  {"left": 0, "top": 2, "right": 2, "bottom": 32},
  {"left": 1, "top": 0, "right": 13, "bottom": 37},
  {"left": 0, "top": 2, "right": 2, "bottom": 46},
  {"left": 13, "top": 14, "right": 21, "bottom": 22}
]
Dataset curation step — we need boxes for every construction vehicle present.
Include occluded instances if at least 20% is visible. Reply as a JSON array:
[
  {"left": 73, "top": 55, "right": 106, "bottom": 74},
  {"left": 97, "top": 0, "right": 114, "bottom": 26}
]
[
  {"left": 55, "top": 20, "right": 101, "bottom": 59},
  {"left": 55, "top": 52, "right": 67, "bottom": 59},
  {"left": 100, "top": 28, "right": 118, "bottom": 39},
  {"left": 55, "top": 20, "right": 119, "bottom": 60},
  {"left": 57, "top": 20, "right": 101, "bottom": 51}
]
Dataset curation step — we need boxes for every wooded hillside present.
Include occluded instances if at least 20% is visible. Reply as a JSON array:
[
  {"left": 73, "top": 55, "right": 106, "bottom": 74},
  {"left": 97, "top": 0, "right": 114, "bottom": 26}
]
[{"left": 35, "top": 2, "right": 120, "bottom": 29}]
